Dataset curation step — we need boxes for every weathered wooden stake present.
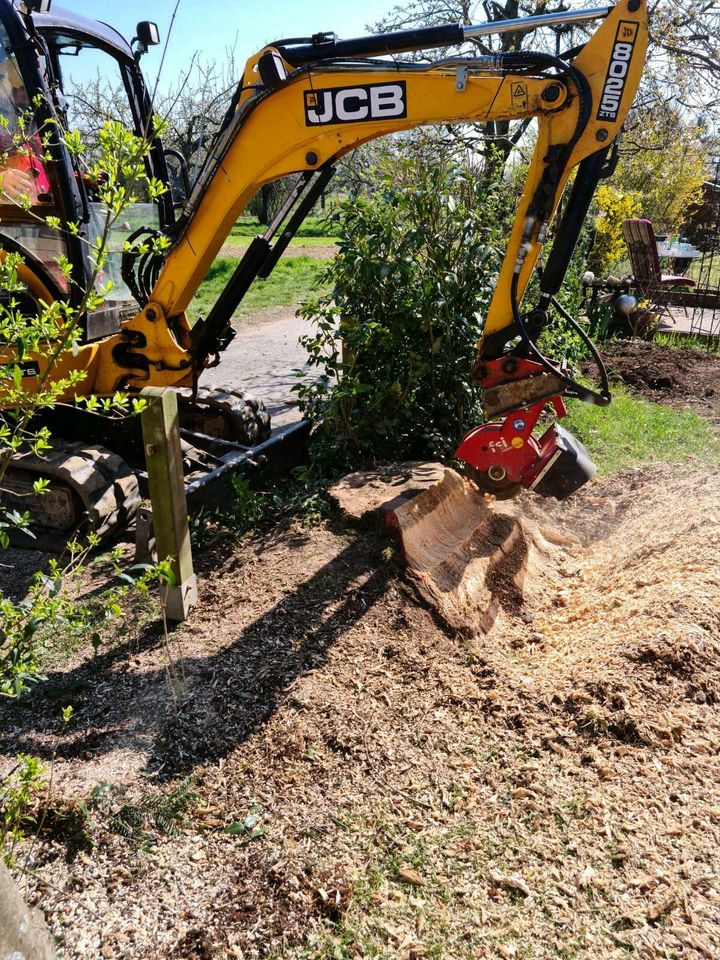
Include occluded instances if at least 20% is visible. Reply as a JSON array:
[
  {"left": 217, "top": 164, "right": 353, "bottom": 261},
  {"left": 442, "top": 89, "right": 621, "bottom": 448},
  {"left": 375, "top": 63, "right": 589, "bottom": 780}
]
[{"left": 140, "top": 387, "right": 197, "bottom": 621}]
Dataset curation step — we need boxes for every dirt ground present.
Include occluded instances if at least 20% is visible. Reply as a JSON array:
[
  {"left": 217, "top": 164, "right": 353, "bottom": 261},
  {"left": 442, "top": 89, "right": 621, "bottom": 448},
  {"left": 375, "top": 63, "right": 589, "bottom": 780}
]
[
  {"left": 582, "top": 339, "right": 720, "bottom": 423},
  {"left": 1, "top": 457, "right": 719, "bottom": 960},
  {"left": 2, "top": 339, "right": 720, "bottom": 959}
]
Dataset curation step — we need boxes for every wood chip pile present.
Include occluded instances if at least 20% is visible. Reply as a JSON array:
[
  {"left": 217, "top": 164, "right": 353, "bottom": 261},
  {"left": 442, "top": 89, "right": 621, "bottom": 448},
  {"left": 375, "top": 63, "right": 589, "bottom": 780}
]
[{"left": 2, "top": 463, "right": 719, "bottom": 959}]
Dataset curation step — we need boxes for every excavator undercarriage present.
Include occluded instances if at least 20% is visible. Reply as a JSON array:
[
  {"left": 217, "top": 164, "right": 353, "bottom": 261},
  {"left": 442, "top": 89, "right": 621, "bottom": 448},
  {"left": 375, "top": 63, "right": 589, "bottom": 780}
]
[{"left": 2, "top": 385, "right": 292, "bottom": 546}]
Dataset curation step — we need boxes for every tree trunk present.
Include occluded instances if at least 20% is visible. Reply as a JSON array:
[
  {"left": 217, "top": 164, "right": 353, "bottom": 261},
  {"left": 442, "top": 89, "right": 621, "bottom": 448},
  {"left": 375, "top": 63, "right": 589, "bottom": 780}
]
[{"left": 259, "top": 185, "right": 272, "bottom": 225}]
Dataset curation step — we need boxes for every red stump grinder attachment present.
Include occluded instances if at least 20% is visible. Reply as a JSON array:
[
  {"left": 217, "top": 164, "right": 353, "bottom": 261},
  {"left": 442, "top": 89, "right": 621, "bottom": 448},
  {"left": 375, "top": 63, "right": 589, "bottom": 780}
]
[{"left": 455, "top": 356, "right": 600, "bottom": 501}]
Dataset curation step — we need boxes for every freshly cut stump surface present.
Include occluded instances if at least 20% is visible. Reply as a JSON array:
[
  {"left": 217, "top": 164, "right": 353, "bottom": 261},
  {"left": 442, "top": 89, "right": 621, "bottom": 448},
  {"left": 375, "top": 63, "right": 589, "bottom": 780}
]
[
  {"left": 328, "top": 461, "right": 446, "bottom": 519},
  {"left": 333, "top": 463, "right": 573, "bottom": 635},
  {"left": 392, "top": 469, "right": 538, "bottom": 634}
]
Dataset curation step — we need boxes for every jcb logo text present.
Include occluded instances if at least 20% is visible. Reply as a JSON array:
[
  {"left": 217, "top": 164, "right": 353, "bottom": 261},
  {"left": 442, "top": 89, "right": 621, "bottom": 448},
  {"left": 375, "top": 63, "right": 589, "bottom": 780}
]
[{"left": 304, "top": 81, "right": 407, "bottom": 126}]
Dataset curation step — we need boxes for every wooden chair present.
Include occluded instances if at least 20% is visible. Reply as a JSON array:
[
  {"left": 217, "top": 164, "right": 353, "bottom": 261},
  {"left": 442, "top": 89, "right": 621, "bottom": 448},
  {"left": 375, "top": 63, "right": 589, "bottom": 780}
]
[{"left": 622, "top": 218, "right": 696, "bottom": 324}]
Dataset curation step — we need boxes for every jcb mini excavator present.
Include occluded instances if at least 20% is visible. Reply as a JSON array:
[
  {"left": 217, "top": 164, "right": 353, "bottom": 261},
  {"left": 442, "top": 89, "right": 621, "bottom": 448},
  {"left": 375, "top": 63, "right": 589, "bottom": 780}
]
[{"left": 0, "top": 0, "right": 647, "bottom": 544}]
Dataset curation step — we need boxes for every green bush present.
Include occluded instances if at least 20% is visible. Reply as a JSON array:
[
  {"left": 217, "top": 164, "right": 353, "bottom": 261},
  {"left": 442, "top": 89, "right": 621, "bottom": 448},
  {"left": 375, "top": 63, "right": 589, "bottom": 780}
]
[
  {"left": 1, "top": 754, "right": 46, "bottom": 864},
  {"left": 296, "top": 152, "right": 518, "bottom": 463}
]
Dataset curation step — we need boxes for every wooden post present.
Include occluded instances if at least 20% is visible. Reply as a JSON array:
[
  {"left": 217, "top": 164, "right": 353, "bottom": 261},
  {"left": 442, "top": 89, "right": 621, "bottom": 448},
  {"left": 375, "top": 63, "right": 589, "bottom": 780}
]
[{"left": 140, "top": 387, "right": 197, "bottom": 621}]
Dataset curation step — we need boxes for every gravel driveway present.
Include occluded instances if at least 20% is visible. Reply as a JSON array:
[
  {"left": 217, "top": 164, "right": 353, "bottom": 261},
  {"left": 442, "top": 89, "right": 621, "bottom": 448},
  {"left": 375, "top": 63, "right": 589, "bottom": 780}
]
[{"left": 200, "top": 307, "right": 316, "bottom": 429}]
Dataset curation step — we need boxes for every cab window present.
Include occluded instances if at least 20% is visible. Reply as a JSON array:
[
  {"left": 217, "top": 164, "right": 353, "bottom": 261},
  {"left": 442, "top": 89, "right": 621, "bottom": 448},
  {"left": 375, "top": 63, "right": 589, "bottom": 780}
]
[
  {"left": 0, "top": 21, "right": 53, "bottom": 208},
  {"left": 48, "top": 34, "right": 158, "bottom": 303},
  {"left": 48, "top": 33, "right": 131, "bottom": 146}
]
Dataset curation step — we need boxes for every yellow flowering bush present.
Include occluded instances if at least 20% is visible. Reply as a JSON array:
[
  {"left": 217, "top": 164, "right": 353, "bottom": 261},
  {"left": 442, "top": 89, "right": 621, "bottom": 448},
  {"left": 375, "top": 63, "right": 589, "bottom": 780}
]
[{"left": 588, "top": 184, "right": 641, "bottom": 273}]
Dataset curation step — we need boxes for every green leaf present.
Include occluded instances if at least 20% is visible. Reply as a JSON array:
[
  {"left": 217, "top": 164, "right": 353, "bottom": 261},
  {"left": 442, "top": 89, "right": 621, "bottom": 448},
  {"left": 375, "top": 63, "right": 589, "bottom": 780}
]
[
  {"left": 223, "top": 822, "right": 247, "bottom": 835},
  {"left": 32, "top": 477, "right": 50, "bottom": 496}
]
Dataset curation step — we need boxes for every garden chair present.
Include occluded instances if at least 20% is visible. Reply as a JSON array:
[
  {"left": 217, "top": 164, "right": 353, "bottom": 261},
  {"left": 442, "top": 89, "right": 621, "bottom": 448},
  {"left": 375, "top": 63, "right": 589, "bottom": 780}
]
[{"left": 621, "top": 218, "right": 696, "bottom": 325}]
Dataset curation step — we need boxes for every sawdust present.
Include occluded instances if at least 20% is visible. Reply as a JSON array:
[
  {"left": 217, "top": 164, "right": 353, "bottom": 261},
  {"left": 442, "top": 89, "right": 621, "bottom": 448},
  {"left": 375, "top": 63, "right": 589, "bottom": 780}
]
[
  {"left": 514, "top": 464, "right": 720, "bottom": 690},
  {"left": 2, "top": 462, "right": 719, "bottom": 958}
]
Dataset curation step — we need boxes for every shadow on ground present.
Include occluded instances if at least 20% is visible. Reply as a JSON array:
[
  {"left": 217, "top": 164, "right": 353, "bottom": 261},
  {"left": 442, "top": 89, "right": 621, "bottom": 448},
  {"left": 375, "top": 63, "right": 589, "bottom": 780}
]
[{"left": 0, "top": 524, "right": 393, "bottom": 782}]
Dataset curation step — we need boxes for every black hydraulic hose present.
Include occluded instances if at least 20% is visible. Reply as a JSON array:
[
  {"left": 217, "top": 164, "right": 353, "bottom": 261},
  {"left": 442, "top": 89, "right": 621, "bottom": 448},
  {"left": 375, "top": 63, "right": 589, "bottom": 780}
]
[
  {"left": 551, "top": 295, "right": 611, "bottom": 402},
  {"left": 510, "top": 270, "right": 611, "bottom": 406}
]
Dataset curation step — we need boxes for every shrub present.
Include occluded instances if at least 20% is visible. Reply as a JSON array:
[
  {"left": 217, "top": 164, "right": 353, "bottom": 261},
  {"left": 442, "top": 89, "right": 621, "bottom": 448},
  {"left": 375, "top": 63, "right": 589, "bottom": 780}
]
[
  {"left": 587, "top": 183, "right": 641, "bottom": 274},
  {"left": 296, "top": 151, "right": 517, "bottom": 463},
  {"left": 1, "top": 754, "right": 46, "bottom": 864}
]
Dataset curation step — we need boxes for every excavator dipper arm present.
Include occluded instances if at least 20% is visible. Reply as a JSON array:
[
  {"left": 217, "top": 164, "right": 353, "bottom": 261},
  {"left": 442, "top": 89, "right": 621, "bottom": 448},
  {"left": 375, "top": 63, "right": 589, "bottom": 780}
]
[{"left": 96, "top": 0, "right": 646, "bottom": 498}]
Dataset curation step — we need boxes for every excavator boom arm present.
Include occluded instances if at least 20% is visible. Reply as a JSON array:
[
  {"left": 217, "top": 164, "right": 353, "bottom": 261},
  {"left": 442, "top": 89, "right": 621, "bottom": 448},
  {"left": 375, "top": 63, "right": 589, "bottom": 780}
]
[{"left": 152, "top": 68, "right": 571, "bottom": 320}]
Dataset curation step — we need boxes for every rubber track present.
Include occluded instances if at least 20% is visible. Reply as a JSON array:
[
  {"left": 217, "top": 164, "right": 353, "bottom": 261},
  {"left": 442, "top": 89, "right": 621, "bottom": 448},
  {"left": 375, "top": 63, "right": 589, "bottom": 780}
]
[
  {"left": 176, "top": 384, "right": 272, "bottom": 445},
  {"left": 6, "top": 440, "right": 140, "bottom": 548}
]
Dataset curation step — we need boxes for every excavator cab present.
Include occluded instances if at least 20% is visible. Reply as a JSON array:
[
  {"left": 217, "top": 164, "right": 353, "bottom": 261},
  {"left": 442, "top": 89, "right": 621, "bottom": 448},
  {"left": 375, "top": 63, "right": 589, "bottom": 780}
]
[{"left": 0, "top": 0, "right": 172, "bottom": 339}]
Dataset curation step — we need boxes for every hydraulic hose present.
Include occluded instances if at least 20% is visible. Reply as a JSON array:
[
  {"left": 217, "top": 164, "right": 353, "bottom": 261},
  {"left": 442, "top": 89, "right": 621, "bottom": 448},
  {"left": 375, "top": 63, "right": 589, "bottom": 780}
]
[
  {"left": 276, "top": 23, "right": 465, "bottom": 66},
  {"left": 509, "top": 270, "right": 611, "bottom": 406}
]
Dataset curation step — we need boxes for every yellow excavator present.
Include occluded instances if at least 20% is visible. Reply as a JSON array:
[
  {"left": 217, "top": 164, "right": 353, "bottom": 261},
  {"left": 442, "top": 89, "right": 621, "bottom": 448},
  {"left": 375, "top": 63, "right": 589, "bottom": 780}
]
[{"left": 0, "top": 0, "right": 647, "bottom": 544}]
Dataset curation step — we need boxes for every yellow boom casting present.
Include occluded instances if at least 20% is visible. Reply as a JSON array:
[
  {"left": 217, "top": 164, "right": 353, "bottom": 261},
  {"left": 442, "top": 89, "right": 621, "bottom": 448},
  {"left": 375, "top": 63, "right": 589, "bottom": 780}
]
[{"left": 10, "top": 0, "right": 646, "bottom": 399}]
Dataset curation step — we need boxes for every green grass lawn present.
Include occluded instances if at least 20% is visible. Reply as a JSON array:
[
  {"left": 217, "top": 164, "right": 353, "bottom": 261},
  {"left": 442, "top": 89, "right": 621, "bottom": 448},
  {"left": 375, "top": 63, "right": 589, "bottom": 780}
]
[
  {"left": 190, "top": 255, "right": 329, "bottom": 320},
  {"left": 229, "top": 215, "right": 339, "bottom": 247},
  {"left": 654, "top": 331, "right": 720, "bottom": 355},
  {"left": 564, "top": 385, "right": 720, "bottom": 476}
]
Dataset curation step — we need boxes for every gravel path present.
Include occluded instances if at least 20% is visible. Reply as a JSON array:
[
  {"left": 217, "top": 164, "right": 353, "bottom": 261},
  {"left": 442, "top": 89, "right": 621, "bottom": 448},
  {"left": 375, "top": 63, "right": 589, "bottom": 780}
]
[{"left": 200, "top": 307, "right": 315, "bottom": 429}]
